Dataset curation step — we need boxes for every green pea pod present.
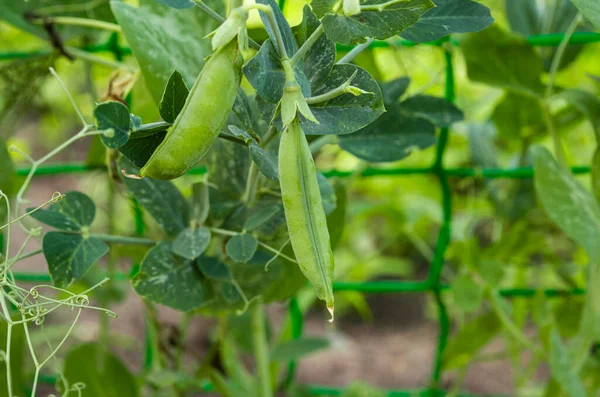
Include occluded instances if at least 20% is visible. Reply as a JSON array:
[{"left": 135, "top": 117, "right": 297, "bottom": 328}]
[
  {"left": 140, "top": 41, "right": 243, "bottom": 180},
  {"left": 279, "top": 120, "right": 335, "bottom": 320}
]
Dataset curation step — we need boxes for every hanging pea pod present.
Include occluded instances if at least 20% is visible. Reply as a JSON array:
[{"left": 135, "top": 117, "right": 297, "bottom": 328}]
[
  {"left": 140, "top": 41, "right": 243, "bottom": 180},
  {"left": 279, "top": 119, "right": 335, "bottom": 320}
]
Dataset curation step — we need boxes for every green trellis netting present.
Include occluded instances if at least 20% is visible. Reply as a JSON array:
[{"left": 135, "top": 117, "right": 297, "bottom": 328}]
[{"left": 2, "top": 15, "right": 600, "bottom": 397}]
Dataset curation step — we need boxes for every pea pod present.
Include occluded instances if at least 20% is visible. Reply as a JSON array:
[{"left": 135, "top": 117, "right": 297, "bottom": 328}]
[
  {"left": 279, "top": 120, "right": 335, "bottom": 319},
  {"left": 140, "top": 41, "right": 243, "bottom": 180}
]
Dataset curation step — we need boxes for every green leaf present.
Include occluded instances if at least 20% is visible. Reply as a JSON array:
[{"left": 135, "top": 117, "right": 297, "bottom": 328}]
[
  {"left": 159, "top": 70, "right": 190, "bottom": 124},
  {"left": 63, "top": 343, "right": 139, "bottom": 397},
  {"left": 43, "top": 232, "right": 109, "bottom": 288},
  {"left": 120, "top": 158, "right": 189, "bottom": 237},
  {"left": 244, "top": 204, "right": 281, "bottom": 231},
  {"left": 226, "top": 234, "right": 258, "bottom": 263},
  {"left": 118, "top": 130, "right": 168, "bottom": 168},
  {"left": 558, "top": 89, "right": 600, "bottom": 136},
  {"left": 443, "top": 310, "right": 502, "bottom": 369},
  {"left": 0, "top": 138, "right": 15, "bottom": 224},
  {"left": 400, "top": 0, "right": 494, "bottom": 42},
  {"left": 399, "top": 95, "right": 463, "bottom": 128},
  {"left": 549, "top": 329, "right": 588, "bottom": 397},
  {"left": 381, "top": 77, "right": 410, "bottom": 103},
  {"left": 229, "top": 125, "right": 254, "bottom": 144},
  {"left": 491, "top": 92, "right": 544, "bottom": 139},
  {"left": 153, "top": 0, "right": 194, "bottom": 9},
  {"left": 313, "top": 0, "right": 435, "bottom": 45},
  {"left": 338, "top": 104, "right": 435, "bottom": 162},
  {"left": 451, "top": 275, "right": 483, "bottom": 313},
  {"left": 294, "top": 5, "right": 336, "bottom": 89},
  {"left": 111, "top": 1, "right": 219, "bottom": 104},
  {"left": 533, "top": 147, "right": 600, "bottom": 260},
  {"left": 270, "top": 337, "right": 330, "bottom": 362},
  {"left": 249, "top": 142, "right": 279, "bottom": 181},
  {"left": 302, "top": 64, "right": 385, "bottom": 136},
  {"left": 256, "top": 0, "right": 298, "bottom": 57},
  {"left": 172, "top": 227, "right": 211, "bottom": 260},
  {"left": 571, "top": 0, "right": 600, "bottom": 30},
  {"left": 197, "top": 256, "right": 231, "bottom": 281},
  {"left": 132, "top": 241, "right": 213, "bottom": 311},
  {"left": 461, "top": 25, "right": 544, "bottom": 95},
  {"left": 95, "top": 101, "right": 131, "bottom": 149},
  {"left": 29, "top": 191, "right": 96, "bottom": 232}
]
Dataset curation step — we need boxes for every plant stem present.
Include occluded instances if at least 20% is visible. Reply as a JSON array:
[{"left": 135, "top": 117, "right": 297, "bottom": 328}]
[
  {"left": 242, "top": 163, "right": 260, "bottom": 205},
  {"left": 290, "top": 25, "right": 324, "bottom": 66},
  {"left": 253, "top": 4, "right": 289, "bottom": 59},
  {"left": 546, "top": 12, "right": 582, "bottom": 98},
  {"left": 92, "top": 234, "right": 156, "bottom": 246},
  {"left": 360, "top": 0, "right": 409, "bottom": 12},
  {"left": 309, "top": 135, "right": 338, "bottom": 154},
  {"left": 261, "top": 126, "right": 279, "bottom": 148},
  {"left": 32, "top": 16, "right": 121, "bottom": 33},
  {"left": 337, "top": 38, "right": 373, "bottom": 64},
  {"left": 193, "top": 0, "right": 226, "bottom": 23},
  {"left": 541, "top": 103, "right": 567, "bottom": 166},
  {"left": 66, "top": 47, "right": 137, "bottom": 71},
  {"left": 251, "top": 301, "right": 273, "bottom": 397}
]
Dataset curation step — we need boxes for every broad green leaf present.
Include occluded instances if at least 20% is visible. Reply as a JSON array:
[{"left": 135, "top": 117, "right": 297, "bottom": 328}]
[
  {"left": 63, "top": 343, "right": 139, "bottom": 397},
  {"left": 399, "top": 95, "right": 463, "bottom": 128},
  {"left": 492, "top": 92, "right": 544, "bottom": 139},
  {"left": 0, "top": 138, "right": 14, "bottom": 224},
  {"left": 118, "top": 130, "right": 168, "bottom": 168},
  {"left": 313, "top": 0, "right": 435, "bottom": 45},
  {"left": 172, "top": 227, "right": 211, "bottom": 260},
  {"left": 244, "top": 204, "right": 281, "bottom": 231},
  {"left": 293, "top": 5, "right": 336, "bottom": 89},
  {"left": 249, "top": 142, "right": 279, "bottom": 181},
  {"left": 467, "top": 122, "right": 497, "bottom": 169},
  {"left": 29, "top": 191, "right": 96, "bottom": 232},
  {"left": 338, "top": 105, "right": 435, "bottom": 162},
  {"left": 270, "top": 337, "right": 330, "bottom": 362},
  {"left": 477, "top": 260, "right": 504, "bottom": 285},
  {"left": 381, "top": 77, "right": 410, "bottom": 103},
  {"left": 95, "top": 101, "right": 131, "bottom": 149},
  {"left": 132, "top": 241, "right": 213, "bottom": 311},
  {"left": 461, "top": 25, "right": 544, "bottom": 95},
  {"left": 111, "top": 1, "right": 219, "bottom": 104},
  {"left": 302, "top": 64, "right": 385, "bottom": 136},
  {"left": 451, "top": 275, "right": 483, "bottom": 313},
  {"left": 443, "top": 310, "right": 502, "bottom": 369},
  {"left": 550, "top": 330, "right": 588, "bottom": 397},
  {"left": 401, "top": 0, "right": 494, "bottom": 42},
  {"left": 533, "top": 147, "right": 600, "bottom": 260},
  {"left": 197, "top": 256, "right": 231, "bottom": 281},
  {"left": 159, "top": 70, "right": 190, "bottom": 124},
  {"left": 43, "top": 232, "right": 109, "bottom": 288},
  {"left": 256, "top": 0, "right": 298, "bottom": 57},
  {"left": 153, "top": 0, "right": 194, "bottom": 9},
  {"left": 120, "top": 158, "right": 189, "bottom": 237},
  {"left": 229, "top": 125, "right": 254, "bottom": 144},
  {"left": 558, "top": 89, "right": 600, "bottom": 136},
  {"left": 571, "top": 0, "right": 600, "bottom": 29},
  {"left": 226, "top": 234, "right": 258, "bottom": 263}
]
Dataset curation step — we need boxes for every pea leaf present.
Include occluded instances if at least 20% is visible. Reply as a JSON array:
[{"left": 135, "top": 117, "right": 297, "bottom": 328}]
[
  {"left": 153, "top": 0, "right": 194, "bottom": 9},
  {"left": 118, "top": 130, "right": 168, "bottom": 168},
  {"left": 229, "top": 125, "right": 254, "bottom": 144},
  {"left": 550, "top": 330, "right": 588, "bottom": 397},
  {"left": 132, "top": 241, "right": 213, "bottom": 311},
  {"left": 443, "top": 310, "right": 502, "bottom": 369},
  {"left": 249, "top": 142, "right": 279, "bottom": 181},
  {"left": 271, "top": 337, "right": 330, "bottom": 362},
  {"left": 313, "top": 0, "right": 434, "bottom": 45},
  {"left": 226, "top": 234, "right": 258, "bottom": 263},
  {"left": 492, "top": 92, "right": 544, "bottom": 139},
  {"left": 293, "top": 5, "right": 336, "bottom": 89},
  {"left": 159, "top": 70, "right": 190, "bottom": 124},
  {"left": 399, "top": 95, "right": 463, "bottom": 128},
  {"left": 461, "top": 25, "right": 544, "bottom": 96},
  {"left": 256, "top": 0, "right": 298, "bottom": 57},
  {"left": 172, "top": 227, "right": 211, "bottom": 261},
  {"left": 570, "top": 0, "right": 600, "bottom": 30},
  {"left": 400, "top": 0, "right": 494, "bottom": 43},
  {"left": 302, "top": 64, "right": 385, "bottom": 136},
  {"left": 558, "top": 89, "right": 600, "bottom": 136},
  {"left": 451, "top": 275, "right": 483, "bottom": 313},
  {"left": 43, "top": 232, "right": 109, "bottom": 288},
  {"left": 381, "top": 77, "right": 410, "bottom": 103},
  {"left": 197, "top": 256, "right": 231, "bottom": 281},
  {"left": 244, "top": 204, "right": 281, "bottom": 231},
  {"left": 64, "top": 343, "right": 139, "bottom": 397},
  {"left": 28, "top": 191, "right": 96, "bottom": 232},
  {"left": 120, "top": 158, "right": 189, "bottom": 237},
  {"left": 94, "top": 101, "right": 131, "bottom": 149},
  {"left": 338, "top": 104, "right": 436, "bottom": 162},
  {"left": 111, "top": 1, "right": 219, "bottom": 104}
]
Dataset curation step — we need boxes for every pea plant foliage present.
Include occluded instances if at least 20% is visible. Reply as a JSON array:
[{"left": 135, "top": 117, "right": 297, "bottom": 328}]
[{"left": 9, "top": 0, "right": 600, "bottom": 395}]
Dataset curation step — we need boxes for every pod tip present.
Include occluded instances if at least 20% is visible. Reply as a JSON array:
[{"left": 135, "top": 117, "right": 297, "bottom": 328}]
[{"left": 327, "top": 305, "right": 335, "bottom": 323}]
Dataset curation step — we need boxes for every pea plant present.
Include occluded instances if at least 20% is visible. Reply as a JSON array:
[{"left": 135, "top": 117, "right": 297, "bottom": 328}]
[{"left": 1, "top": 0, "right": 600, "bottom": 396}]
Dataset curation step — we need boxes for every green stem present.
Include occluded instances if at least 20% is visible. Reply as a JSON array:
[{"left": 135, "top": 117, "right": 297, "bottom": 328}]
[
  {"left": 32, "top": 16, "right": 121, "bottom": 32},
  {"left": 251, "top": 301, "right": 273, "bottom": 397},
  {"left": 360, "top": 0, "right": 409, "bottom": 12},
  {"left": 546, "top": 12, "right": 582, "bottom": 98},
  {"left": 337, "top": 38, "right": 373, "bottom": 64},
  {"left": 290, "top": 25, "right": 324, "bottom": 66},
  {"left": 193, "top": 0, "right": 226, "bottom": 23},
  {"left": 66, "top": 47, "right": 137, "bottom": 71},
  {"left": 261, "top": 126, "right": 279, "bottom": 148},
  {"left": 309, "top": 135, "right": 338, "bottom": 154},
  {"left": 253, "top": 4, "right": 289, "bottom": 59},
  {"left": 541, "top": 103, "right": 567, "bottom": 166},
  {"left": 242, "top": 163, "right": 261, "bottom": 205}
]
